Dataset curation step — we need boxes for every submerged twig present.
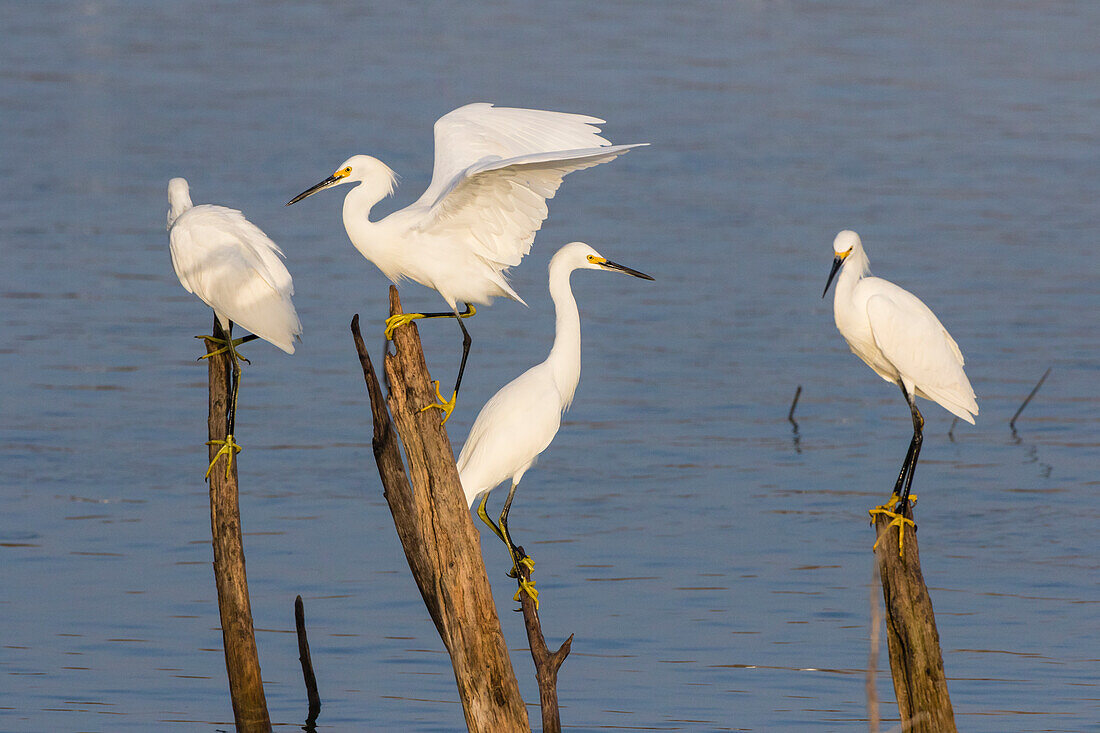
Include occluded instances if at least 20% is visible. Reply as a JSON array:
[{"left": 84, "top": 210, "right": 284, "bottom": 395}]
[
  {"left": 788, "top": 385, "right": 802, "bottom": 426},
  {"left": 788, "top": 385, "right": 803, "bottom": 453},
  {"left": 1010, "top": 367, "right": 1051, "bottom": 431},
  {"left": 295, "top": 595, "right": 321, "bottom": 729},
  {"left": 947, "top": 417, "right": 958, "bottom": 442}
]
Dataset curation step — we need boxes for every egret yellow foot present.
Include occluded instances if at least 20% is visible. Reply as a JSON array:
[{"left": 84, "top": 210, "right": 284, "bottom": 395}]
[
  {"left": 869, "top": 493, "right": 917, "bottom": 516},
  {"left": 869, "top": 507, "right": 917, "bottom": 557},
  {"left": 506, "top": 553, "right": 536, "bottom": 578},
  {"left": 194, "top": 335, "right": 251, "bottom": 363},
  {"left": 384, "top": 313, "right": 424, "bottom": 340},
  {"left": 419, "top": 380, "right": 457, "bottom": 424},
  {"left": 205, "top": 435, "right": 242, "bottom": 480},
  {"left": 513, "top": 577, "right": 539, "bottom": 610}
]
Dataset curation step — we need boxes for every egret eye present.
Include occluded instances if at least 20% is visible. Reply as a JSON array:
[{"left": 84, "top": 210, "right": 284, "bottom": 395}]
[
  {"left": 587, "top": 255, "right": 597, "bottom": 263},
  {"left": 343, "top": 167, "right": 352, "bottom": 174}
]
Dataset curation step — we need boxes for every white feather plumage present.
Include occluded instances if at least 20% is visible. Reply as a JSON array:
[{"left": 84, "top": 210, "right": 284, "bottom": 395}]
[{"left": 168, "top": 178, "right": 302, "bottom": 353}]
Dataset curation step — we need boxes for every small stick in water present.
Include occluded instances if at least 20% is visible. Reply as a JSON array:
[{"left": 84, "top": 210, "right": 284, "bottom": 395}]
[
  {"left": 295, "top": 595, "right": 321, "bottom": 727},
  {"left": 1010, "top": 367, "right": 1052, "bottom": 431},
  {"left": 788, "top": 385, "right": 802, "bottom": 427}
]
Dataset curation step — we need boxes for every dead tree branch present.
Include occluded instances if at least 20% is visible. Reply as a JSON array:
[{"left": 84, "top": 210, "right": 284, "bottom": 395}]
[{"left": 350, "top": 290, "right": 529, "bottom": 732}]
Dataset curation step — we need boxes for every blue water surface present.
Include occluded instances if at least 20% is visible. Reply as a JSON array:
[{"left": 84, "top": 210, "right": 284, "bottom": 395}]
[{"left": 1, "top": 1, "right": 1097, "bottom": 731}]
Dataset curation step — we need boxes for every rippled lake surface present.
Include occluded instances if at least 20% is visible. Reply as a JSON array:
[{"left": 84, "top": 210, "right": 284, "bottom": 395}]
[{"left": 2, "top": 1, "right": 1098, "bottom": 730}]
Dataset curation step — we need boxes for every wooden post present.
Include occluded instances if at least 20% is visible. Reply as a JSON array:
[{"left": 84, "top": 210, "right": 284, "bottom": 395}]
[
  {"left": 515, "top": 558, "right": 572, "bottom": 733},
  {"left": 350, "top": 290, "right": 530, "bottom": 733},
  {"left": 205, "top": 318, "right": 271, "bottom": 733},
  {"left": 872, "top": 504, "right": 956, "bottom": 733}
]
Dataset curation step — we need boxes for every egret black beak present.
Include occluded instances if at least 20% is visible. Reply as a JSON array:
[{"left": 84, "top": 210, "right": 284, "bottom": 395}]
[
  {"left": 286, "top": 174, "right": 342, "bottom": 206},
  {"left": 601, "top": 259, "right": 655, "bottom": 280},
  {"left": 822, "top": 255, "right": 844, "bottom": 298}
]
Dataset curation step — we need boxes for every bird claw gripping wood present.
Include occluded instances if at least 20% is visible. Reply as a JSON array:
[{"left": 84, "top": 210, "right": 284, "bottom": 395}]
[
  {"left": 507, "top": 553, "right": 536, "bottom": 579},
  {"left": 870, "top": 505, "right": 917, "bottom": 557},
  {"left": 195, "top": 334, "right": 251, "bottom": 364},
  {"left": 514, "top": 577, "right": 539, "bottom": 610},
  {"left": 419, "top": 380, "right": 457, "bottom": 424},
  {"left": 205, "top": 435, "right": 242, "bottom": 481},
  {"left": 384, "top": 312, "right": 424, "bottom": 340}
]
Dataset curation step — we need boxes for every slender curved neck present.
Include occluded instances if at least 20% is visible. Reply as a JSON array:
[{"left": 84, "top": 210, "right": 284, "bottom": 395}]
[
  {"left": 167, "top": 191, "right": 193, "bottom": 228},
  {"left": 342, "top": 181, "right": 384, "bottom": 230},
  {"left": 838, "top": 244, "right": 871, "bottom": 293},
  {"left": 546, "top": 261, "right": 582, "bottom": 408}
]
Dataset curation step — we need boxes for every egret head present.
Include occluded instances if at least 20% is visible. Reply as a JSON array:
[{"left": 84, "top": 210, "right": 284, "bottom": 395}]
[
  {"left": 286, "top": 155, "right": 397, "bottom": 206},
  {"left": 555, "top": 241, "right": 654, "bottom": 280},
  {"left": 166, "top": 177, "right": 193, "bottom": 229},
  {"left": 823, "top": 230, "right": 861, "bottom": 297}
]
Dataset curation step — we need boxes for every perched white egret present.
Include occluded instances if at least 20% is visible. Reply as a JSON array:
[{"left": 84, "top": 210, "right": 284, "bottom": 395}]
[
  {"left": 286, "top": 103, "right": 646, "bottom": 422},
  {"left": 823, "top": 230, "right": 977, "bottom": 554},
  {"left": 457, "top": 242, "right": 653, "bottom": 605},
  {"left": 167, "top": 177, "right": 302, "bottom": 478}
]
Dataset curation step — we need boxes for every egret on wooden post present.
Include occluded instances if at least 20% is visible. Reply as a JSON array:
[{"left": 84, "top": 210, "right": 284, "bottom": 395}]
[
  {"left": 822, "top": 230, "right": 977, "bottom": 555},
  {"left": 286, "top": 103, "right": 646, "bottom": 422},
  {"left": 457, "top": 242, "right": 654, "bottom": 606},
  {"left": 167, "top": 178, "right": 302, "bottom": 478}
]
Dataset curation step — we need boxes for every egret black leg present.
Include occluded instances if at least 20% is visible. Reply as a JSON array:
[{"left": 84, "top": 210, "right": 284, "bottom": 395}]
[
  {"left": 384, "top": 302, "right": 475, "bottom": 339},
  {"left": 412, "top": 303, "right": 476, "bottom": 423},
  {"left": 499, "top": 481, "right": 532, "bottom": 575},
  {"left": 225, "top": 323, "right": 243, "bottom": 436},
  {"left": 498, "top": 481, "right": 537, "bottom": 607},
  {"left": 452, "top": 310, "right": 472, "bottom": 398},
  {"left": 205, "top": 320, "right": 244, "bottom": 481},
  {"left": 892, "top": 430, "right": 919, "bottom": 499},
  {"left": 895, "top": 385, "right": 924, "bottom": 513}
]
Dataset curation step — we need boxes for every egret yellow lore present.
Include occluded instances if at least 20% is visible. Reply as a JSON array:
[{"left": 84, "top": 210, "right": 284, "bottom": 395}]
[
  {"left": 457, "top": 242, "right": 654, "bottom": 607},
  {"left": 822, "top": 230, "right": 977, "bottom": 555},
  {"left": 286, "top": 103, "right": 646, "bottom": 422},
  {"left": 167, "top": 177, "right": 302, "bottom": 479}
]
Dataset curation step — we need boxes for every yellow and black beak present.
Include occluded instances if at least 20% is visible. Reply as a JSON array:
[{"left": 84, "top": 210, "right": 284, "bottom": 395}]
[
  {"left": 600, "top": 258, "right": 655, "bottom": 281},
  {"left": 822, "top": 253, "right": 847, "bottom": 298},
  {"left": 286, "top": 172, "right": 346, "bottom": 206}
]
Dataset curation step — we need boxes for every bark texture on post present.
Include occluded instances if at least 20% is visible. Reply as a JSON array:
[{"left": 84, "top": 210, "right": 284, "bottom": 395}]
[
  {"left": 872, "top": 504, "right": 956, "bottom": 733},
  {"left": 205, "top": 319, "right": 271, "bottom": 733},
  {"left": 350, "top": 290, "right": 529, "bottom": 733}
]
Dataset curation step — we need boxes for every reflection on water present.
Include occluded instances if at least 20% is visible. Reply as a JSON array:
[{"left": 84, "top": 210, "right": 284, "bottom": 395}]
[{"left": 2, "top": 0, "right": 1099, "bottom": 731}]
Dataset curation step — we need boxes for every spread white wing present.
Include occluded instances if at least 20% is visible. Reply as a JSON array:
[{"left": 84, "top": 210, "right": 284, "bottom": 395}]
[
  {"left": 412, "top": 103, "right": 646, "bottom": 268},
  {"left": 866, "top": 288, "right": 978, "bottom": 422},
  {"left": 418, "top": 146, "right": 642, "bottom": 268},
  {"left": 169, "top": 205, "right": 302, "bottom": 353},
  {"left": 419, "top": 103, "right": 616, "bottom": 202}
]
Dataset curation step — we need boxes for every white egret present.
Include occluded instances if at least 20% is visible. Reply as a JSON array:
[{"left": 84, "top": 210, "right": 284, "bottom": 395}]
[
  {"left": 167, "top": 177, "right": 302, "bottom": 478},
  {"left": 457, "top": 242, "right": 653, "bottom": 606},
  {"left": 823, "top": 230, "right": 977, "bottom": 554},
  {"left": 286, "top": 103, "right": 646, "bottom": 422}
]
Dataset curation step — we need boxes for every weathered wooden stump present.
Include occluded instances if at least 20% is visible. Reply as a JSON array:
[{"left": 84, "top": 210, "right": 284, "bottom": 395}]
[
  {"left": 872, "top": 504, "right": 956, "bottom": 733},
  {"left": 204, "top": 318, "right": 271, "bottom": 732},
  {"left": 351, "top": 290, "right": 529, "bottom": 732}
]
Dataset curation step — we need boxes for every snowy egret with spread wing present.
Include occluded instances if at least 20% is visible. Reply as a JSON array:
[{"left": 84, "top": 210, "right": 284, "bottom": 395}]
[
  {"left": 457, "top": 242, "right": 653, "bottom": 606},
  {"left": 286, "top": 103, "right": 646, "bottom": 422},
  {"left": 823, "top": 230, "right": 977, "bottom": 554},
  {"left": 167, "top": 177, "right": 302, "bottom": 478}
]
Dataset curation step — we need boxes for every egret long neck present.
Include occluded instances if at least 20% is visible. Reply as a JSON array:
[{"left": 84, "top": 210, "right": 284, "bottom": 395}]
[
  {"left": 837, "top": 244, "right": 871, "bottom": 296},
  {"left": 341, "top": 181, "right": 385, "bottom": 240},
  {"left": 546, "top": 261, "right": 583, "bottom": 408}
]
